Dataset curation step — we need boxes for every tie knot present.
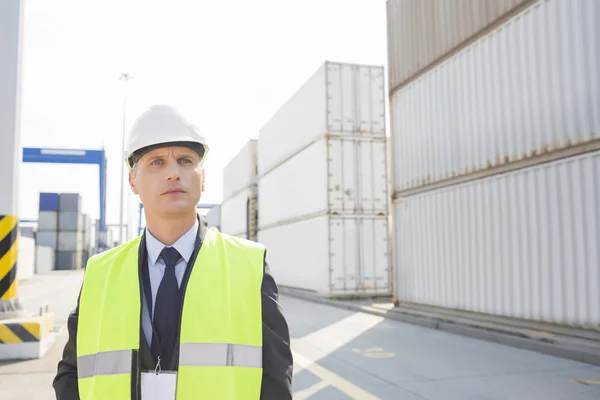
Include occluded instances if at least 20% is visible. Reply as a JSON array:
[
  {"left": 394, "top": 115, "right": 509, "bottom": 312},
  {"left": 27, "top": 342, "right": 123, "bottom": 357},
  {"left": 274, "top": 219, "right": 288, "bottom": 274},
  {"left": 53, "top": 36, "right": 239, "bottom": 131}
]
[{"left": 160, "top": 247, "right": 181, "bottom": 267}]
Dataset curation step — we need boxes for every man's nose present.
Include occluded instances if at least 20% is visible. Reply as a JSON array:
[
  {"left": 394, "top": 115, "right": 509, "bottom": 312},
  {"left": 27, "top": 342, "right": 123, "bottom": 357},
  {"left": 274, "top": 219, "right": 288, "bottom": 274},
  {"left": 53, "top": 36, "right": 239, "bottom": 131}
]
[{"left": 164, "top": 160, "right": 181, "bottom": 181}]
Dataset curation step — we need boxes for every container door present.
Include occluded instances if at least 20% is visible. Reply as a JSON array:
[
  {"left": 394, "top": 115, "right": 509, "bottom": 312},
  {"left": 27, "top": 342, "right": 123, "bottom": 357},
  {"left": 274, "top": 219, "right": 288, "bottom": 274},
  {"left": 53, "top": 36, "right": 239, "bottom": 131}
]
[
  {"left": 359, "top": 217, "right": 391, "bottom": 294},
  {"left": 329, "top": 217, "right": 359, "bottom": 292},
  {"left": 328, "top": 138, "right": 358, "bottom": 213},
  {"left": 358, "top": 65, "right": 386, "bottom": 135},
  {"left": 327, "top": 63, "right": 360, "bottom": 133},
  {"left": 358, "top": 138, "right": 388, "bottom": 214},
  {"left": 329, "top": 216, "right": 391, "bottom": 295}
]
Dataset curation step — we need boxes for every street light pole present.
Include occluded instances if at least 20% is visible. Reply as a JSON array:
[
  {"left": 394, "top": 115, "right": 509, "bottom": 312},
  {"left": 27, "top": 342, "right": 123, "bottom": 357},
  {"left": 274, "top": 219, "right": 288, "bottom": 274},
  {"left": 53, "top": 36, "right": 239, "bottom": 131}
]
[{"left": 119, "top": 73, "right": 132, "bottom": 244}]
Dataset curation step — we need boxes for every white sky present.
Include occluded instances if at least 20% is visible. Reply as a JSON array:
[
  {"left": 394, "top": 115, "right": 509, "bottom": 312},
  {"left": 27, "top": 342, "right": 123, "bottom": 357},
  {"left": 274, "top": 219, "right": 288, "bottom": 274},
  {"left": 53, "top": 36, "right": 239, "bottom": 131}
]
[{"left": 17, "top": 0, "right": 388, "bottom": 237}]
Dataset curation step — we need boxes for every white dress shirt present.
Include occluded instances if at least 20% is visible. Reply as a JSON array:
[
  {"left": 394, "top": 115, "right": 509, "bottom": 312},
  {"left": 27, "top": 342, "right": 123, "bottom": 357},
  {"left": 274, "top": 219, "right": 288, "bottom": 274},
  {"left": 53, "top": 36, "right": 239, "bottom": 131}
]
[{"left": 142, "top": 218, "right": 199, "bottom": 347}]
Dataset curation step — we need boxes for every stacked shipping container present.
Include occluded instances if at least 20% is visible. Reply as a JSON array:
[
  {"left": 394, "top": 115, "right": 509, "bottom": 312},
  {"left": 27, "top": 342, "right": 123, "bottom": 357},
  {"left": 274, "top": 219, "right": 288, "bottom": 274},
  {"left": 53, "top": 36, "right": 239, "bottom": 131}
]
[
  {"left": 388, "top": 0, "right": 600, "bottom": 328},
  {"left": 36, "top": 193, "right": 59, "bottom": 272},
  {"left": 220, "top": 140, "right": 258, "bottom": 239},
  {"left": 36, "top": 192, "right": 91, "bottom": 270},
  {"left": 257, "top": 61, "right": 391, "bottom": 297}
]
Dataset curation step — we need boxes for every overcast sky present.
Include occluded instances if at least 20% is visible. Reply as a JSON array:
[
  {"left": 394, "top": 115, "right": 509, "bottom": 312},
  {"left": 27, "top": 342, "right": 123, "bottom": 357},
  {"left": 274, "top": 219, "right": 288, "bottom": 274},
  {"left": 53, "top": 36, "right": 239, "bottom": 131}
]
[{"left": 17, "top": 0, "right": 388, "bottom": 238}]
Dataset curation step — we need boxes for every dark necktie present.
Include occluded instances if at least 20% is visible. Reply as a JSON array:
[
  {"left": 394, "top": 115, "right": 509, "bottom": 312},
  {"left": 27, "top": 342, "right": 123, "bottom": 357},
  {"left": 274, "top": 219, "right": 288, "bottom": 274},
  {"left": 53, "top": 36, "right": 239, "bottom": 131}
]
[{"left": 151, "top": 246, "right": 182, "bottom": 368}]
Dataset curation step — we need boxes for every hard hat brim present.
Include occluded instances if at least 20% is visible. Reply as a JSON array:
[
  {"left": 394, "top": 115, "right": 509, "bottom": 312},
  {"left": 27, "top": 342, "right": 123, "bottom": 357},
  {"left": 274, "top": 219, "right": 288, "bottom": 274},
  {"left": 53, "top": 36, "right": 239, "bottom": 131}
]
[{"left": 126, "top": 141, "right": 208, "bottom": 170}]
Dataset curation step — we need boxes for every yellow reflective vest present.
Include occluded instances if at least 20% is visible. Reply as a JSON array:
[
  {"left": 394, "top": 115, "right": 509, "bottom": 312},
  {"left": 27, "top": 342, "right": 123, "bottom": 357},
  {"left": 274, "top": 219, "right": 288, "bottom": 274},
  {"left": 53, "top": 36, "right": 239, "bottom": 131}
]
[{"left": 76, "top": 227, "right": 265, "bottom": 399}]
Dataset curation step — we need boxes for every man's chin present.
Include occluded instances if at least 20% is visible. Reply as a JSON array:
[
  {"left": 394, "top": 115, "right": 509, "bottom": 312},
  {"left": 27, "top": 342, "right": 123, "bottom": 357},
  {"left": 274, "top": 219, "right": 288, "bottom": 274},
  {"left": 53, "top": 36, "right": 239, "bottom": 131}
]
[{"left": 158, "top": 202, "right": 195, "bottom": 216}]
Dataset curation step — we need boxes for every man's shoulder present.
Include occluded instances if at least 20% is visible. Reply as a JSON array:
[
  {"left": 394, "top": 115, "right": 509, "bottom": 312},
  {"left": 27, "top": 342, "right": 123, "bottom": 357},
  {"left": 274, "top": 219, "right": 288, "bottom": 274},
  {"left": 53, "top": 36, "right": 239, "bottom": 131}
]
[
  {"left": 211, "top": 228, "right": 265, "bottom": 250},
  {"left": 87, "top": 236, "right": 142, "bottom": 267}
]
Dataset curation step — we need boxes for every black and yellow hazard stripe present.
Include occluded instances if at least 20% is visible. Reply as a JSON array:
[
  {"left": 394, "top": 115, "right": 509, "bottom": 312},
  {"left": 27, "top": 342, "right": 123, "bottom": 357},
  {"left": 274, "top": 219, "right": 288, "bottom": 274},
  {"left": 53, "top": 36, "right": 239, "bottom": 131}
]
[
  {"left": 0, "top": 215, "right": 19, "bottom": 302},
  {"left": 0, "top": 322, "right": 41, "bottom": 343}
]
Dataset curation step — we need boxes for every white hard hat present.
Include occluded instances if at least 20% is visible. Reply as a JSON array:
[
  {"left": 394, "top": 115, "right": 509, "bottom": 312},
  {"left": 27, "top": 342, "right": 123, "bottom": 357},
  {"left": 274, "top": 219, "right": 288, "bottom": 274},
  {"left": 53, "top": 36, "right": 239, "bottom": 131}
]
[{"left": 124, "top": 105, "right": 209, "bottom": 170}]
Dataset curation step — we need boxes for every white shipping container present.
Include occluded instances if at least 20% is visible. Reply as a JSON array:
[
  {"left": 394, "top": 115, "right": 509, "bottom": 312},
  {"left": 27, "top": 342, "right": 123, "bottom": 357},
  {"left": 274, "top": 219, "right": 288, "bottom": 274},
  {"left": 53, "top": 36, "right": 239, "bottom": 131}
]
[
  {"left": 222, "top": 140, "right": 258, "bottom": 201},
  {"left": 220, "top": 187, "right": 254, "bottom": 238},
  {"left": 392, "top": 0, "right": 600, "bottom": 192},
  {"left": 206, "top": 204, "right": 221, "bottom": 230},
  {"left": 259, "top": 136, "right": 388, "bottom": 229},
  {"left": 58, "top": 231, "right": 83, "bottom": 252},
  {"left": 258, "top": 61, "right": 385, "bottom": 176},
  {"left": 386, "top": 0, "right": 531, "bottom": 91},
  {"left": 38, "top": 211, "right": 58, "bottom": 231},
  {"left": 394, "top": 151, "right": 600, "bottom": 329},
  {"left": 259, "top": 215, "right": 391, "bottom": 296}
]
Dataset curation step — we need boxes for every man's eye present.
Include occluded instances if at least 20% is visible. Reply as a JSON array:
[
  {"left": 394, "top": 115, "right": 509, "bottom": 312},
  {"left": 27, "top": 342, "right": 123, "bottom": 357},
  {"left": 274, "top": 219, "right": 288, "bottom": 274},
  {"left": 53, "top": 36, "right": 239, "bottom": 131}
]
[
  {"left": 151, "top": 159, "right": 163, "bottom": 165},
  {"left": 179, "top": 158, "right": 192, "bottom": 164}
]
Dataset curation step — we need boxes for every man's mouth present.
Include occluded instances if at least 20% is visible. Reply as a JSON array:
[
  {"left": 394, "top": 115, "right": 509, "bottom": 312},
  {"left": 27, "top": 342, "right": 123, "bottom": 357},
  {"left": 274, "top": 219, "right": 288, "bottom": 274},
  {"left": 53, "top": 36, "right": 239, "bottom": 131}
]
[{"left": 163, "top": 188, "right": 186, "bottom": 195}]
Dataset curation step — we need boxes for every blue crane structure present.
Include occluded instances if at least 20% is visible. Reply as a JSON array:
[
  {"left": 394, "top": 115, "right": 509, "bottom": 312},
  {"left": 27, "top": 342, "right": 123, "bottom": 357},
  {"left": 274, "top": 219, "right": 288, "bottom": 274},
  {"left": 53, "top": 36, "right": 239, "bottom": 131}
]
[{"left": 22, "top": 147, "right": 108, "bottom": 246}]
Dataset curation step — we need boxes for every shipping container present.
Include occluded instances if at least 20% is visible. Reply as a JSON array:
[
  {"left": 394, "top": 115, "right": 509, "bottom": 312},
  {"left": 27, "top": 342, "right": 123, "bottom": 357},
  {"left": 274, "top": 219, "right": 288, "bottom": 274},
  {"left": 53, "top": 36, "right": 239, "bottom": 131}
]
[
  {"left": 39, "top": 192, "right": 59, "bottom": 211},
  {"left": 35, "top": 246, "right": 55, "bottom": 274},
  {"left": 58, "top": 231, "right": 83, "bottom": 252},
  {"left": 36, "top": 231, "right": 58, "bottom": 249},
  {"left": 223, "top": 140, "right": 258, "bottom": 201},
  {"left": 259, "top": 135, "right": 388, "bottom": 229},
  {"left": 58, "top": 212, "right": 83, "bottom": 231},
  {"left": 59, "top": 193, "right": 82, "bottom": 212},
  {"left": 387, "top": 0, "right": 534, "bottom": 92},
  {"left": 56, "top": 250, "right": 82, "bottom": 270},
  {"left": 391, "top": 0, "right": 600, "bottom": 194},
  {"left": 20, "top": 226, "right": 35, "bottom": 239},
  {"left": 259, "top": 214, "right": 391, "bottom": 297},
  {"left": 394, "top": 151, "right": 600, "bottom": 329},
  {"left": 220, "top": 186, "right": 256, "bottom": 239},
  {"left": 258, "top": 61, "right": 385, "bottom": 176},
  {"left": 38, "top": 211, "right": 58, "bottom": 231},
  {"left": 206, "top": 204, "right": 221, "bottom": 231}
]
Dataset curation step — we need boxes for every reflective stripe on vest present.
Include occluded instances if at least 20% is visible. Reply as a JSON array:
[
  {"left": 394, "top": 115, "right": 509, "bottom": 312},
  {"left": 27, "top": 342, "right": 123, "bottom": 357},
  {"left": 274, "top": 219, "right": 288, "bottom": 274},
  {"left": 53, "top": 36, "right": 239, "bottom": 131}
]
[
  {"left": 78, "top": 350, "right": 133, "bottom": 378},
  {"left": 76, "top": 228, "right": 265, "bottom": 399},
  {"left": 179, "top": 343, "right": 262, "bottom": 368}
]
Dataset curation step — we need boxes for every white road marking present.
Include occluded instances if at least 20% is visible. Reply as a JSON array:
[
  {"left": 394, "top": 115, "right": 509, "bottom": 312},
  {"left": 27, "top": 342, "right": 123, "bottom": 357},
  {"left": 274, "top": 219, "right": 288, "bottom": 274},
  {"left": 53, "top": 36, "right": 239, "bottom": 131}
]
[
  {"left": 293, "top": 351, "right": 381, "bottom": 400},
  {"left": 293, "top": 380, "right": 330, "bottom": 399},
  {"left": 292, "top": 312, "right": 384, "bottom": 375}
]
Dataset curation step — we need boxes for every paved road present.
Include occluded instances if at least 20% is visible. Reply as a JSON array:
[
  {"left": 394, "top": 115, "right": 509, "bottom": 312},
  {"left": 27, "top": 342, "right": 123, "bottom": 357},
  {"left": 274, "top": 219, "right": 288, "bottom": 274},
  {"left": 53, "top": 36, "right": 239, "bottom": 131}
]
[{"left": 1, "top": 271, "right": 599, "bottom": 399}]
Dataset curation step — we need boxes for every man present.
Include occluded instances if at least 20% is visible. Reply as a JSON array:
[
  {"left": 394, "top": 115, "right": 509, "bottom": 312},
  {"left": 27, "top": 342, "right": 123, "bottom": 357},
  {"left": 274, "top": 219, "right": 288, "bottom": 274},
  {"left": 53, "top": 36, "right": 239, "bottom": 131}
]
[{"left": 53, "top": 105, "right": 294, "bottom": 399}]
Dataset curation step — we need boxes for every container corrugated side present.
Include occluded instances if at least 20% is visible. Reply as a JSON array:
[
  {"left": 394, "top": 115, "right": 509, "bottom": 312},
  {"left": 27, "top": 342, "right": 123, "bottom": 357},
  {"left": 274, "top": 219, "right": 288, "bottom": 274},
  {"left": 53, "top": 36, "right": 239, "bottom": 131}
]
[
  {"left": 258, "top": 61, "right": 385, "bottom": 176},
  {"left": 392, "top": 0, "right": 600, "bottom": 194},
  {"left": 258, "top": 136, "right": 388, "bottom": 230},
  {"left": 259, "top": 214, "right": 391, "bottom": 296},
  {"left": 386, "top": 0, "right": 534, "bottom": 91},
  {"left": 222, "top": 139, "right": 258, "bottom": 201},
  {"left": 394, "top": 151, "right": 600, "bottom": 329},
  {"left": 220, "top": 187, "right": 253, "bottom": 238}
]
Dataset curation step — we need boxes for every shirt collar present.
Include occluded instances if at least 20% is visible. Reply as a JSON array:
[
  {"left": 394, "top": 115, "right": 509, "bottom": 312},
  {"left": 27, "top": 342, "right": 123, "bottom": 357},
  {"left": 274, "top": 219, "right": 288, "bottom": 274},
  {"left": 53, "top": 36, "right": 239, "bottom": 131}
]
[{"left": 145, "top": 218, "right": 199, "bottom": 266}]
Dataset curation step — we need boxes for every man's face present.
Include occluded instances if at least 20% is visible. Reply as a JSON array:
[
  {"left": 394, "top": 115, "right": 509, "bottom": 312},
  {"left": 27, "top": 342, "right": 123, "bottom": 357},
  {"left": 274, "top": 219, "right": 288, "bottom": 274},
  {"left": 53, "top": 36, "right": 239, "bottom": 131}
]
[{"left": 129, "top": 146, "right": 205, "bottom": 217}]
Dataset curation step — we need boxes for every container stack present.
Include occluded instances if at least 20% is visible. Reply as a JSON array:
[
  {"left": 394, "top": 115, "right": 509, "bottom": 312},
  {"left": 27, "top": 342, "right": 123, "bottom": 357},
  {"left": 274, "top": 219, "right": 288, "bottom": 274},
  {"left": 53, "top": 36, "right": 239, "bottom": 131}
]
[
  {"left": 206, "top": 204, "right": 221, "bottom": 232},
  {"left": 257, "top": 61, "right": 391, "bottom": 298},
  {"left": 56, "top": 193, "right": 84, "bottom": 270},
  {"left": 220, "top": 139, "right": 258, "bottom": 240},
  {"left": 81, "top": 214, "right": 92, "bottom": 266},
  {"left": 36, "top": 193, "right": 59, "bottom": 273},
  {"left": 388, "top": 0, "right": 600, "bottom": 329}
]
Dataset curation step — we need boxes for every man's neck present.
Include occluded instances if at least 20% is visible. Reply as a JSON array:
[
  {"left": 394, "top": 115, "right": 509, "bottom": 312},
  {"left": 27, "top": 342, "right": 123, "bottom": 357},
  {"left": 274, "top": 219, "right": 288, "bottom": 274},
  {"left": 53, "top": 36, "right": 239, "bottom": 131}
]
[{"left": 145, "top": 211, "right": 196, "bottom": 246}]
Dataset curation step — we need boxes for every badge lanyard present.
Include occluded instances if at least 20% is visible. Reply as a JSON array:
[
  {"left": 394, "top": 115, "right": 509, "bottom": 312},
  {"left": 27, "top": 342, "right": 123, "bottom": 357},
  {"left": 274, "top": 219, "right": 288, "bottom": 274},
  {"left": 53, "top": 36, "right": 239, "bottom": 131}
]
[{"left": 141, "top": 229, "right": 203, "bottom": 374}]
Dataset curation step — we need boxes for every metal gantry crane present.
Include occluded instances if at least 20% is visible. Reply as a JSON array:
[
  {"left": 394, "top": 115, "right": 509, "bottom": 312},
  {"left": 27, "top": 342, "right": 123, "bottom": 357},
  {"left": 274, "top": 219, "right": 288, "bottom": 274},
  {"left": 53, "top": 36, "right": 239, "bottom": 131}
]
[{"left": 22, "top": 147, "right": 108, "bottom": 247}]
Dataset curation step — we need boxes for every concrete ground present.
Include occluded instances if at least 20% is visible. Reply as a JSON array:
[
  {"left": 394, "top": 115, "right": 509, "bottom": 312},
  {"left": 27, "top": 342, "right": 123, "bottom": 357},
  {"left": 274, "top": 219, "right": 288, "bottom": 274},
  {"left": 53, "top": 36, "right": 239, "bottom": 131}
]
[{"left": 1, "top": 271, "right": 599, "bottom": 399}]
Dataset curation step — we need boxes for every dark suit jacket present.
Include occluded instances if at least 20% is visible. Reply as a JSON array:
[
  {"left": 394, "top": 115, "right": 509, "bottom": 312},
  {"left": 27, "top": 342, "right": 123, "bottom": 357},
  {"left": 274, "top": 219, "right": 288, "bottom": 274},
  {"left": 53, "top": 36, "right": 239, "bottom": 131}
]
[{"left": 52, "top": 218, "right": 294, "bottom": 399}]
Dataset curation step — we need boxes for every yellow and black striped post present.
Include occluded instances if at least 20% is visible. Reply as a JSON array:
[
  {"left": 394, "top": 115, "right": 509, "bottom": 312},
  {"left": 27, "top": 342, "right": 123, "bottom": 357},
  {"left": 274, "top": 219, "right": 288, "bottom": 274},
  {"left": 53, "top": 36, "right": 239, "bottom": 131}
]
[{"left": 0, "top": 215, "right": 23, "bottom": 315}]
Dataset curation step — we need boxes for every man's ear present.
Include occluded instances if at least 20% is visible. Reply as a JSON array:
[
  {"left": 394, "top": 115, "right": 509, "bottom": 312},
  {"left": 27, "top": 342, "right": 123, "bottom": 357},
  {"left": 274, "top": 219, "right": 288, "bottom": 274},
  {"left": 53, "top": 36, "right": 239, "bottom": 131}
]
[{"left": 129, "top": 171, "right": 139, "bottom": 195}]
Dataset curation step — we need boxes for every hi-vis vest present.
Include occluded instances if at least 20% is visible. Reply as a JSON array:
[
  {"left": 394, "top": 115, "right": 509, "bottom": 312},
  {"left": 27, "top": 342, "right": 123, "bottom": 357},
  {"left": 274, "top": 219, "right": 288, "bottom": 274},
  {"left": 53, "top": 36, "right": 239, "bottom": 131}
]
[{"left": 76, "top": 228, "right": 265, "bottom": 399}]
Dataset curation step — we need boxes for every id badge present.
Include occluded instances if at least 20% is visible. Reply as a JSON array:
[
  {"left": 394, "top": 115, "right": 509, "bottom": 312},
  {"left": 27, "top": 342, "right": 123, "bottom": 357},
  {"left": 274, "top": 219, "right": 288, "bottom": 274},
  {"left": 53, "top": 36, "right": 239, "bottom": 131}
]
[{"left": 141, "top": 371, "right": 177, "bottom": 400}]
